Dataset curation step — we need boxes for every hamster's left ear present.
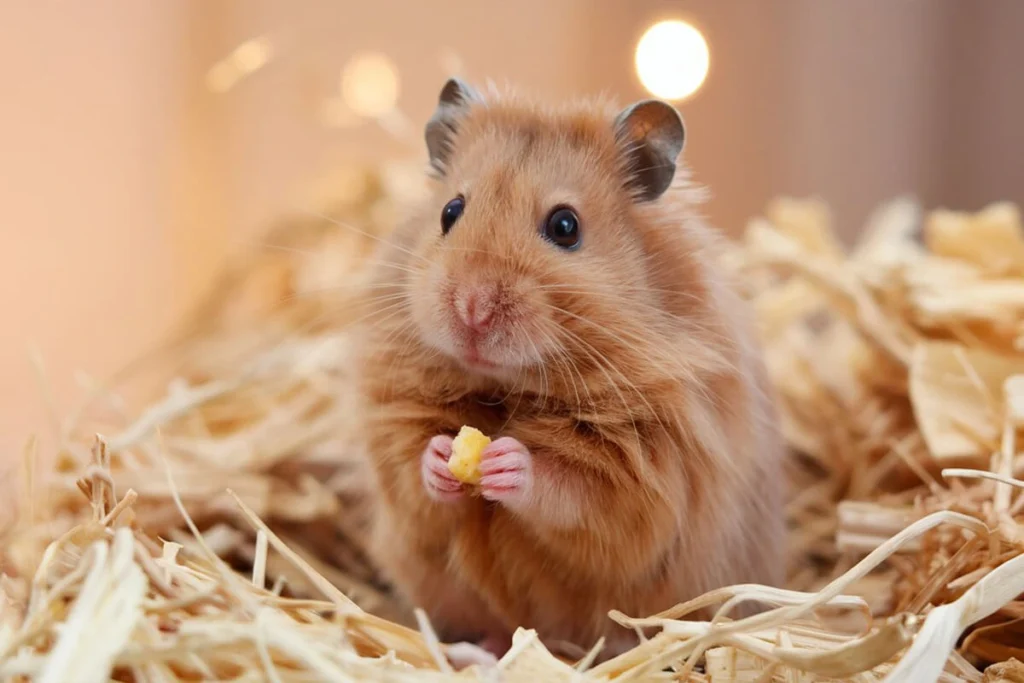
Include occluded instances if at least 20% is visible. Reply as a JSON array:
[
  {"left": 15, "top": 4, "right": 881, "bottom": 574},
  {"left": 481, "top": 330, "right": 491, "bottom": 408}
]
[
  {"left": 613, "top": 100, "right": 685, "bottom": 201},
  {"left": 425, "top": 77, "right": 483, "bottom": 175}
]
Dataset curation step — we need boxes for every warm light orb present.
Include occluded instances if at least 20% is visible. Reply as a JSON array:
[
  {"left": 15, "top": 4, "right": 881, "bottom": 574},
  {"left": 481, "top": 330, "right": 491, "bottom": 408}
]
[
  {"left": 341, "top": 52, "right": 400, "bottom": 118},
  {"left": 205, "top": 37, "right": 272, "bottom": 93},
  {"left": 634, "top": 20, "right": 710, "bottom": 101},
  {"left": 232, "top": 38, "right": 271, "bottom": 73}
]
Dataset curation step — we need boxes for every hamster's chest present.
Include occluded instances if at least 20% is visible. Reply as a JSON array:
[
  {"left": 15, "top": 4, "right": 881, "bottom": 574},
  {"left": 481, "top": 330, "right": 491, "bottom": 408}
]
[
  {"left": 454, "top": 387, "right": 587, "bottom": 421},
  {"left": 447, "top": 392, "right": 542, "bottom": 435}
]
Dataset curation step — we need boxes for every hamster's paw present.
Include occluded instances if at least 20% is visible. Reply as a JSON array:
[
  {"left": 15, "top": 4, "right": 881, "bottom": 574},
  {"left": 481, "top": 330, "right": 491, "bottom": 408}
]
[
  {"left": 421, "top": 435, "right": 464, "bottom": 502},
  {"left": 444, "top": 631, "right": 511, "bottom": 670},
  {"left": 445, "top": 642, "right": 498, "bottom": 670},
  {"left": 478, "top": 437, "right": 533, "bottom": 509}
]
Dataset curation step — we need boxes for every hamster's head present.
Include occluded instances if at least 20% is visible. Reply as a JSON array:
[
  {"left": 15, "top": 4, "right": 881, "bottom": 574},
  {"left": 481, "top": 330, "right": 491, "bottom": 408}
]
[{"left": 405, "top": 78, "right": 691, "bottom": 383}]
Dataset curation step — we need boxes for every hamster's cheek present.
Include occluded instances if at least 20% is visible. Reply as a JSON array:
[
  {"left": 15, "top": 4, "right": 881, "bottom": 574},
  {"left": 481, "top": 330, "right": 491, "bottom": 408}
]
[{"left": 407, "top": 280, "right": 454, "bottom": 356}]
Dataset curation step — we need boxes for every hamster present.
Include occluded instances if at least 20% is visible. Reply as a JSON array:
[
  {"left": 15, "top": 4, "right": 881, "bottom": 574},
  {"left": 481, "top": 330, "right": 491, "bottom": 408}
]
[{"left": 352, "top": 78, "right": 786, "bottom": 662}]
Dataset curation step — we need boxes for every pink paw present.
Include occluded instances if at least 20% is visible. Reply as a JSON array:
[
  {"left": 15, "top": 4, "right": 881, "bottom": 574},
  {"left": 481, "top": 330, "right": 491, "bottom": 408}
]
[
  {"left": 445, "top": 642, "right": 498, "bottom": 670},
  {"left": 444, "top": 632, "right": 511, "bottom": 670},
  {"left": 420, "top": 435, "right": 464, "bottom": 503},
  {"left": 478, "top": 437, "right": 533, "bottom": 509}
]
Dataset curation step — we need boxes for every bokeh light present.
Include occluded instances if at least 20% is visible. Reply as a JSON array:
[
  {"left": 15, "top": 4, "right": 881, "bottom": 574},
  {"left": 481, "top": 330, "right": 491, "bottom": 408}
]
[
  {"left": 634, "top": 20, "right": 710, "bottom": 101},
  {"left": 341, "top": 52, "right": 400, "bottom": 118},
  {"left": 319, "top": 97, "right": 360, "bottom": 128},
  {"left": 205, "top": 37, "right": 272, "bottom": 93}
]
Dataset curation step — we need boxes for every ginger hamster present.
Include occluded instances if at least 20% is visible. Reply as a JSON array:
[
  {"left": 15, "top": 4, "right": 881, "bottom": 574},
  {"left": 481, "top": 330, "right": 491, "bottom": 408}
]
[{"left": 353, "top": 78, "right": 786, "bottom": 661}]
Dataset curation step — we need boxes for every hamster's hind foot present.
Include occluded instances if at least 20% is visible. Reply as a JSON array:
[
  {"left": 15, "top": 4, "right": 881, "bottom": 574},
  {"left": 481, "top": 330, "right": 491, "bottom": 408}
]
[{"left": 444, "top": 632, "right": 510, "bottom": 670}]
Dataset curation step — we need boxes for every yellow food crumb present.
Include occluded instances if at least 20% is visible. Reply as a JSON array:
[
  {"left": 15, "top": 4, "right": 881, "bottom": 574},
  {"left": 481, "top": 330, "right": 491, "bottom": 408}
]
[{"left": 448, "top": 426, "right": 491, "bottom": 485}]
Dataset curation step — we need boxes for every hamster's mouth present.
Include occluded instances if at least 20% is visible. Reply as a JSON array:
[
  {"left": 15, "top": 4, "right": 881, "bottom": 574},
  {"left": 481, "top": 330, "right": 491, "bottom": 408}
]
[{"left": 460, "top": 346, "right": 499, "bottom": 370}]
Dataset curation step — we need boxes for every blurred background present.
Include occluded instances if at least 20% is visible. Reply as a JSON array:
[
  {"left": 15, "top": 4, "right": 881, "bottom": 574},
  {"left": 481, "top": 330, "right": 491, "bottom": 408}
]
[{"left": 2, "top": 0, "right": 1023, "bottom": 462}]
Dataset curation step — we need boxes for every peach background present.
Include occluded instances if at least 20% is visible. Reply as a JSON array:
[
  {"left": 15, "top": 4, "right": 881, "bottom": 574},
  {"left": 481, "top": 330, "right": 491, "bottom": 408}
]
[{"left": 2, "top": 1, "right": 1022, "bottom": 465}]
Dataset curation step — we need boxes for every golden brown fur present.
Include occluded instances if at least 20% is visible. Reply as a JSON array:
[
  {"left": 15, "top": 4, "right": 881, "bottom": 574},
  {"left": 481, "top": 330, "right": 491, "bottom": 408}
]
[{"left": 352, "top": 84, "right": 785, "bottom": 657}]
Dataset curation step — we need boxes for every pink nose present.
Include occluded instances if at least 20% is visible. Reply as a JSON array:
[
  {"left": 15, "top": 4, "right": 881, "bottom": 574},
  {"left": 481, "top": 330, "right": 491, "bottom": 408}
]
[{"left": 455, "top": 287, "right": 496, "bottom": 333}]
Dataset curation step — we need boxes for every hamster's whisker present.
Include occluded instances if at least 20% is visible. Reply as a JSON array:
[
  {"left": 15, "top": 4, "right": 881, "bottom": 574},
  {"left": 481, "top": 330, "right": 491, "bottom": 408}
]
[
  {"left": 314, "top": 257, "right": 424, "bottom": 281},
  {"left": 536, "top": 287, "right": 711, "bottom": 323},
  {"left": 538, "top": 325, "right": 590, "bottom": 422},
  {"left": 534, "top": 331, "right": 553, "bottom": 410},
  {"left": 236, "top": 239, "right": 427, "bottom": 278},
  {"left": 359, "top": 295, "right": 425, "bottom": 397},
  {"left": 358, "top": 259, "right": 426, "bottom": 277},
  {"left": 357, "top": 293, "right": 417, "bottom": 312},
  {"left": 536, "top": 283, "right": 704, "bottom": 303},
  {"left": 544, "top": 286, "right": 737, "bottom": 356},
  {"left": 547, "top": 309, "right": 678, "bottom": 460},
  {"left": 536, "top": 288, "right": 687, "bottom": 323},
  {"left": 363, "top": 254, "right": 430, "bottom": 270},
  {"left": 231, "top": 294, "right": 410, "bottom": 389},
  {"left": 496, "top": 365, "right": 529, "bottom": 434},
  {"left": 299, "top": 207, "right": 433, "bottom": 266},
  {"left": 547, "top": 322, "right": 647, "bottom": 459},
  {"left": 356, "top": 299, "right": 415, "bottom": 330},
  {"left": 525, "top": 333, "right": 550, "bottom": 411},
  {"left": 537, "top": 302, "right": 694, "bottom": 380},
  {"left": 237, "top": 240, "right": 322, "bottom": 257},
  {"left": 273, "top": 284, "right": 408, "bottom": 308},
  {"left": 380, "top": 318, "right": 427, "bottom": 400},
  {"left": 541, "top": 289, "right": 735, "bottom": 353},
  {"left": 569, "top": 330, "right": 659, "bottom": 425},
  {"left": 442, "top": 246, "right": 519, "bottom": 259}
]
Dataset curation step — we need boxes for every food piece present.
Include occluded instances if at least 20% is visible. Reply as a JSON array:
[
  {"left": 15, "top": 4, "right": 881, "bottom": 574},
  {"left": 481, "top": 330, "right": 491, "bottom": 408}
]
[{"left": 448, "top": 426, "right": 491, "bottom": 485}]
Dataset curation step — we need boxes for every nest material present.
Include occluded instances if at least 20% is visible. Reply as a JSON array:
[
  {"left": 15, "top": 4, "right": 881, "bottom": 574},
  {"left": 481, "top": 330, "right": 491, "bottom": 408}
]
[{"left": 1, "top": 166, "right": 1024, "bottom": 681}]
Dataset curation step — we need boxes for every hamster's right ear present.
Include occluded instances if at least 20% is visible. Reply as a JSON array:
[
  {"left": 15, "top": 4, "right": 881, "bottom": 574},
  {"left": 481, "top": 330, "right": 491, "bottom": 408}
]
[
  {"left": 425, "top": 77, "right": 482, "bottom": 174},
  {"left": 613, "top": 100, "right": 685, "bottom": 202}
]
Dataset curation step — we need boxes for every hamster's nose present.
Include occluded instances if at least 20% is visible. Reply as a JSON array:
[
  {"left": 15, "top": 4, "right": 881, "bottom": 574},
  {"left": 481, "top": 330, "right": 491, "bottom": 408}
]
[{"left": 454, "top": 285, "right": 496, "bottom": 333}]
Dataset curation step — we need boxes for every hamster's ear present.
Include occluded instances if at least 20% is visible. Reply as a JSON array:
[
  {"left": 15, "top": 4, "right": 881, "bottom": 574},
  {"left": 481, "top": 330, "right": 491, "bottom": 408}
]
[
  {"left": 613, "top": 100, "right": 685, "bottom": 201},
  {"left": 425, "top": 77, "right": 482, "bottom": 174}
]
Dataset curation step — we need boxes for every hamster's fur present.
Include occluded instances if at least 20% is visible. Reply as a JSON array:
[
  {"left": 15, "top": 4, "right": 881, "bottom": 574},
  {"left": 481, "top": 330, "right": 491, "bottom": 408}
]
[{"left": 352, "top": 79, "right": 785, "bottom": 659}]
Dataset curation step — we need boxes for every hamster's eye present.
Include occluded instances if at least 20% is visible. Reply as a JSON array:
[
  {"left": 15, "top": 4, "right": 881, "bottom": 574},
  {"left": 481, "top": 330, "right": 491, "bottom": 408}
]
[
  {"left": 441, "top": 196, "right": 465, "bottom": 235},
  {"left": 543, "top": 206, "right": 581, "bottom": 250}
]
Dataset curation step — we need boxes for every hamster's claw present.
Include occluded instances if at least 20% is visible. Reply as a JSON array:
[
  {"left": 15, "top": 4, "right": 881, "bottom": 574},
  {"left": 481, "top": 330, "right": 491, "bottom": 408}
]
[
  {"left": 421, "top": 435, "right": 464, "bottom": 502},
  {"left": 478, "top": 437, "right": 533, "bottom": 509}
]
